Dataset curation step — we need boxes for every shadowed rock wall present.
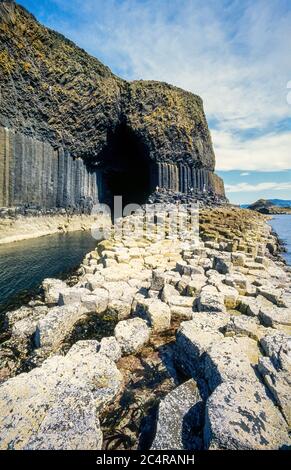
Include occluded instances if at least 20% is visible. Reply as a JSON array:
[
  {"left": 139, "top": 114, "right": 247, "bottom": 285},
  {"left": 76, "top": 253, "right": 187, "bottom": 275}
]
[
  {"left": 0, "top": 126, "right": 98, "bottom": 209},
  {"left": 155, "top": 163, "right": 225, "bottom": 196}
]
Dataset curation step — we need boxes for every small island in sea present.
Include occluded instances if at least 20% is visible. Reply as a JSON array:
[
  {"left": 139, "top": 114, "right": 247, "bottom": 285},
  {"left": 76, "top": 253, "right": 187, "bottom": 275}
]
[{"left": 247, "top": 199, "right": 291, "bottom": 215}]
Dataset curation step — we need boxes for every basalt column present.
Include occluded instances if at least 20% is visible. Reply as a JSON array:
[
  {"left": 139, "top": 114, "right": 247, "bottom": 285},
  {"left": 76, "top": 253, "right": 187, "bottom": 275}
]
[
  {"left": 0, "top": 126, "right": 99, "bottom": 210},
  {"left": 151, "top": 164, "right": 226, "bottom": 196},
  {"left": 155, "top": 163, "right": 179, "bottom": 191},
  {"left": 0, "top": 127, "right": 11, "bottom": 207}
]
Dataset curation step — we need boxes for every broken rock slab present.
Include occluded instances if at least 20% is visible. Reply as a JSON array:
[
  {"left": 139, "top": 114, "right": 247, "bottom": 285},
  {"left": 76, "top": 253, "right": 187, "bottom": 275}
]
[
  {"left": 203, "top": 337, "right": 258, "bottom": 392},
  {"left": 258, "top": 357, "right": 291, "bottom": 428},
  {"left": 259, "top": 305, "right": 291, "bottom": 328},
  {"left": 196, "top": 286, "right": 226, "bottom": 313},
  {"left": 0, "top": 341, "right": 123, "bottom": 450},
  {"left": 224, "top": 272, "right": 249, "bottom": 295},
  {"left": 260, "top": 331, "right": 291, "bottom": 370},
  {"left": 34, "top": 303, "right": 85, "bottom": 351},
  {"left": 97, "top": 337, "right": 122, "bottom": 362},
  {"left": 224, "top": 315, "right": 261, "bottom": 341},
  {"left": 81, "top": 288, "right": 109, "bottom": 314},
  {"left": 114, "top": 318, "right": 150, "bottom": 355},
  {"left": 175, "top": 313, "right": 228, "bottom": 377},
  {"left": 204, "top": 380, "right": 290, "bottom": 450},
  {"left": 42, "top": 278, "right": 68, "bottom": 305},
  {"left": 58, "top": 287, "right": 91, "bottom": 306},
  {"left": 151, "top": 380, "right": 203, "bottom": 450},
  {"left": 143, "top": 300, "right": 171, "bottom": 332}
]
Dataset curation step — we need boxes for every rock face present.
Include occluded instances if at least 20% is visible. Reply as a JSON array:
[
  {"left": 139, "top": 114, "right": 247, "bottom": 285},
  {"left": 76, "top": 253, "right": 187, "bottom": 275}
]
[
  {"left": 0, "top": 0, "right": 225, "bottom": 210},
  {"left": 0, "top": 340, "right": 122, "bottom": 450}
]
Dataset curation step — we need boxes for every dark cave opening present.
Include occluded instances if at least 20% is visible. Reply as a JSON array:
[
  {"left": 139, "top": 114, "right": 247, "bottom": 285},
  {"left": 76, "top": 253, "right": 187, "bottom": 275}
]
[{"left": 100, "top": 123, "right": 153, "bottom": 210}]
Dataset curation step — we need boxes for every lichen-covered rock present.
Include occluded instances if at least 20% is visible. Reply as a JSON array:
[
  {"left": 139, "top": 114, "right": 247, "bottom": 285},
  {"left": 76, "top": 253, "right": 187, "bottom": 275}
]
[
  {"left": 24, "top": 385, "right": 103, "bottom": 450},
  {"left": 197, "top": 285, "right": 226, "bottom": 313},
  {"left": 114, "top": 318, "right": 150, "bottom": 355},
  {"left": 259, "top": 305, "right": 291, "bottom": 327},
  {"left": 260, "top": 331, "right": 291, "bottom": 370},
  {"left": 59, "top": 287, "right": 91, "bottom": 306},
  {"left": 224, "top": 315, "right": 261, "bottom": 341},
  {"left": 237, "top": 296, "right": 261, "bottom": 317},
  {"left": 81, "top": 288, "right": 109, "bottom": 314},
  {"left": 213, "top": 254, "right": 232, "bottom": 274},
  {"left": 175, "top": 313, "right": 228, "bottom": 377},
  {"left": 224, "top": 272, "right": 249, "bottom": 295},
  {"left": 151, "top": 380, "right": 203, "bottom": 450},
  {"left": 98, "top": 336, "right": 122, "bottom": 362},
  {"left": 203, "top": 338, "right": 258, "bottom": 392},
  {"left": 151, "top": 269, "right": 166, "bottom": 291},
  {"left": 42, "top": 279, "right": 68, "bottom": 305},
  {"left": 34, "top": 303, "right": 84, "bottom": 350},
  {"left": 143, "top": 300, "right": 171, "bottom": 332},
  {"left": 0, "top": 340, "right": 123, "bottom": 450},
  {"left": 258, "top": 357, "right": 291, "bottom": 428},
  {"left": 217, "top": 284, "right": 238, "bottom": 309},
  {"left": 204, "top": 381, "right": 290, "bottom": 450},
  {"left": 5, "top": 305, "right": 48, "bottom": 337}
]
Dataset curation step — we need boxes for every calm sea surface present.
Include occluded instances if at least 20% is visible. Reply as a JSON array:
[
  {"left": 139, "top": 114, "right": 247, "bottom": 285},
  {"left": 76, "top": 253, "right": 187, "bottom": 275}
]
[
  {"left": 0, "top": 231, "right": 97, "bottom": 314},
  {"left": 268, "top": 215, "right": 291, "bottom": 266}
]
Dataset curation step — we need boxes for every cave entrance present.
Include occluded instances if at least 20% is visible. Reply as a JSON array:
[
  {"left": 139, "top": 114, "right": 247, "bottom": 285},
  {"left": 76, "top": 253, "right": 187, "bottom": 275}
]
[{"left": 100, "top": 123, "right": 153, "bottom": 211}]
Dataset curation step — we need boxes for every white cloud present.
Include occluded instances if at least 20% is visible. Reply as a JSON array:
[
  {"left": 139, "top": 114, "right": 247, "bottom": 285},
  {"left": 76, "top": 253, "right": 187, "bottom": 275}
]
[
  {"left": 44, "top": 0, "right": 291, "bottom": 171},
  {"left": 213, "top": 130, "right": 291, "bottom": 171},
  {"left": 225, "top": 181, "right": 291, "bottom": 193},
  {"left": 240, "top": 172, "right": 250, "bottom": 176}
]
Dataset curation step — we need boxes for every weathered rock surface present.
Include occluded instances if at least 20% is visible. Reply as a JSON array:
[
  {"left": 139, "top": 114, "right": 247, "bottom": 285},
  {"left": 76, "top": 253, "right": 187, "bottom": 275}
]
[
  {"left": 0, "top": 340, "right": 122, "bottom": 450},
  {"left": 34, "top": 303, "right": 84, "bottom": 350},
  {"left": 175, "top": 313, "right": 227, "bottom": 377},
  {"left": 114, "top": 318, "right": 150, "bottom": 355},
  {"left": 203, "top": 338, "right": 258, "bottom": 392},
  {"left": 1, "top": 205, "right": 291, "bottom": 451},
  {"left": 197, "top": 286, "right": 226, "bottom": 313},
  {"left": 42, "top": 278, "right": 67, "bottom": 305},
  {"left": 142, "top": 300, "right": 171, "bottom": 332},
  {"left": 204, "top": 381, "right": 290, "bottom": 450}
]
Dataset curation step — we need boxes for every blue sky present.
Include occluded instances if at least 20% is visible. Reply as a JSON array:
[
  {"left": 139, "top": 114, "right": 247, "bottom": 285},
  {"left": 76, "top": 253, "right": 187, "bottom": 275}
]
[{"left": 18, "top": 0, "right": 291, "bottom": 204}]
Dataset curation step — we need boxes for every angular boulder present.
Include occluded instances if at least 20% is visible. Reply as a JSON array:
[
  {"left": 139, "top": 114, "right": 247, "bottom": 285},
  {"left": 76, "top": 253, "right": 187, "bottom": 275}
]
[
  {"left": 175, "top": 313, "right": 228, "bottom": 377},
  {"left": 42, "top": 278, "right": 68, "bottom": 305},
  {"left": 0, "top": 341, "right": 122, "bottom": 450},
  {"left": 203, "top": 337, "right": 258, "bottom": 392},
  {"left": 151, "top": 380, "right": 203, "bottom": 450},
  {"left": 204, "top": 381, "right": 290, "bottom": 450},
  {"left": 197, "top": 286, "right": 226, "bottom": 313},
  {"left": 58, "top": 287, "right": 90, "bottom": 306},
  {"left": 144, "top": 300, "right": 171, "bottom": 332},
  {"left": 34, "top": 303, "right": 84, "bottom": 350},
  {"left": 114, "top": 318, "right": 150, "bottom": 355}
]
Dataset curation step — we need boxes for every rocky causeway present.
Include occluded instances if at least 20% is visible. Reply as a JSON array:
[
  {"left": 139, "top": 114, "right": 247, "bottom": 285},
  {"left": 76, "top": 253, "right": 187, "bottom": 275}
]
[{"left": 0, "top": 206, "right": 290, "bottom": 450}]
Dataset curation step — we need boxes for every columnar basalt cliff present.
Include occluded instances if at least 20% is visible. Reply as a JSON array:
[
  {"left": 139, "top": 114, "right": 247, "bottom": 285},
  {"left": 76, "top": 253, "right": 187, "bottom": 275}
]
[{"left": 0, "top": 0, "right": 226, "bottom": 210}]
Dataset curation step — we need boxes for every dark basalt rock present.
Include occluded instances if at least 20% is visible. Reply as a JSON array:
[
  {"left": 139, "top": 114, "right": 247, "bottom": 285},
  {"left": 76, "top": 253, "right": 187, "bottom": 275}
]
[{"left": 0, "top": 0, "right": 226, "bottom": 210}]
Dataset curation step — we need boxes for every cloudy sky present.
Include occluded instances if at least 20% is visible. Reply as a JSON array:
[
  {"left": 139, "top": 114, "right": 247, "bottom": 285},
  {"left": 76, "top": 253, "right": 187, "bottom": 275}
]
[{"left": 19, "top": 0, "right": 291, "bottom": 204}]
